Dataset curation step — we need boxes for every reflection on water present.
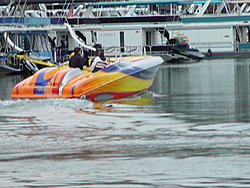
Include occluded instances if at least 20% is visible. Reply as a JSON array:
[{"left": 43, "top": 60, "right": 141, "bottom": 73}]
[
  {"left": 0, "top": 74, "right": 24, "bottom": 100},
  {"left": 235, "top": 60, "right": 250, "bottom": 122},
  {"left": 150, "top": 58, "right": 250, "bottom": 124},
  {"left": 1, "top": 59, "right": 250, "bottom": 187}
]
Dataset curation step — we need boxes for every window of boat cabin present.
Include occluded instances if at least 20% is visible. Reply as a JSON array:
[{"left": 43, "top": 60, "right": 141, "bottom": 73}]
[
  {"left": 120, "top": 32, "right": 125, "bottom": 53},
  {"left": 146, "top": 31, "right": 152, "bottom": 46}
]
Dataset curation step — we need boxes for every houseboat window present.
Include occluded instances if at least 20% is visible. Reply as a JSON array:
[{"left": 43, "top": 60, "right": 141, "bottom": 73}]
[
  {"left": 32, "top": 35, "right": 39, "bottom": 52},
  {"left": 91, "top": 31, "right": 97, "bottom": 43},
  {"left": 146, "top": 31, "right": 151, "bottom": 46},
  {"left": 23, "top": 36, "right": 30, "bottom": 51},
  {"left": 120, "top": 31, "right": 125, "bottom": 53}
]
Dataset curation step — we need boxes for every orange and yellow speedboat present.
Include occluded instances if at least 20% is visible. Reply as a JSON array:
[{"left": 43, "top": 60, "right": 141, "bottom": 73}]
[{"left": 11, "top": 55, "right": 163, "bottom": 102}]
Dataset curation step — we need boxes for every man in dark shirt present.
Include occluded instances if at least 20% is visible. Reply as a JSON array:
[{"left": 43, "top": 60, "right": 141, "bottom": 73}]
[{"left": 69, "top": 47, "right": 88, "bottom": 70}]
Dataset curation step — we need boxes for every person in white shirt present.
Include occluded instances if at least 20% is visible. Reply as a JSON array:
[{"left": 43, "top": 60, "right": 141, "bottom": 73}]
[{"left": 90, "top": 51, "right": 107, "bottom": 72}]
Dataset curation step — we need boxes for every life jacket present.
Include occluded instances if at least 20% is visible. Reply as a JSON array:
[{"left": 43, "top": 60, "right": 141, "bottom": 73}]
[{"left": 95, "top": 61, "right": 107, "bottom": 69}]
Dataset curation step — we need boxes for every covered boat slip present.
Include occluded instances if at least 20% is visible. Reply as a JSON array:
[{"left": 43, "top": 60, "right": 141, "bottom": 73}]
[
  {"left": 2, "top": 0, "right": 248, "bottom": 18},
  {"left": 0, "top": 17, "right": 68, "bottom": 65},
  {"left": 1, "top": 0, "right": 250, "bottom": 61},
  {"left": 0, "top": 17, "right": 56, "bottom": 62}
]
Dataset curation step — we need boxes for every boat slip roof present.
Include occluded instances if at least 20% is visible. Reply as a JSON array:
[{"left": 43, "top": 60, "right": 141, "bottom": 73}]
[
  {"left": 87, "top": 0, "right": 223, "bottom": 7},
  {"left": 0, "top": 0, "right": 97, "bottom": 6}
]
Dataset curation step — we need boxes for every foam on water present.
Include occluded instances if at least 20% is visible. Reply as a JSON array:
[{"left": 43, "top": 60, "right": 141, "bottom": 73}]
[{"left": 0, "top": 98, "right": 93, "bottom": 113}]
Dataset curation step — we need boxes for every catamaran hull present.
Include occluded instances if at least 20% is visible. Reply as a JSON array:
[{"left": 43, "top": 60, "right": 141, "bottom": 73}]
[{"left": 12, "top": 56, "right": 163, "bottom": 102}]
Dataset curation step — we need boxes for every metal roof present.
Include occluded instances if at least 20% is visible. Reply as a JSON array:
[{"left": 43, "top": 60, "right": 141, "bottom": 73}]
[
  {"left": 0, "top": 0, "right": 97, "bottom": 6},
  {"left": 87, "top": 0, "right": 194, "bottom": 7}
]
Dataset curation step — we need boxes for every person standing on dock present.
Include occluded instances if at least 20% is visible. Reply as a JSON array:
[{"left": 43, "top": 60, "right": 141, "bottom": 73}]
[{"left": 69, "top": 47, "right": 88, "bottom": 70}]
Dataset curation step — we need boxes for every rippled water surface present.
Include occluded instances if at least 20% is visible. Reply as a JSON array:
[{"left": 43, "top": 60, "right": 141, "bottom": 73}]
[{"left": 1, "top": 59, "right": 250, "bottom": 187}]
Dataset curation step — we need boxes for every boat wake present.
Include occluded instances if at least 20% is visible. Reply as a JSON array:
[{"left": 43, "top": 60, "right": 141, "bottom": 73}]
[
  {"left": 0, "top": 98, "right": 93, "bottom": 114},
  {"left": 0, "top": 90, "right": 157, "bottom": 117}
]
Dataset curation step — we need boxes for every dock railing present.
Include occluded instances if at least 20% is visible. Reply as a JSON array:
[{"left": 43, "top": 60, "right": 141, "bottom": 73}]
[{"left": 103, "top": 45, "right": 142, "bottom": 57}]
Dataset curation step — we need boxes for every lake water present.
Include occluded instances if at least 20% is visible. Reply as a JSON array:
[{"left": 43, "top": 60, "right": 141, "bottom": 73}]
[{"left": 1, "top": 58, "right": 250, "bottom": 187}]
